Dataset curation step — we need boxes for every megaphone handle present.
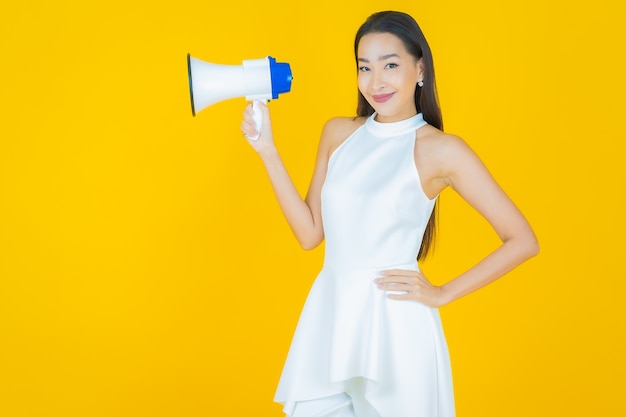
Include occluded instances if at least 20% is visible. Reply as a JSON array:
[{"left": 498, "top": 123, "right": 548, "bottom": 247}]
[{"left": 249, "top": 100, "right": 263, "bottom": 141}]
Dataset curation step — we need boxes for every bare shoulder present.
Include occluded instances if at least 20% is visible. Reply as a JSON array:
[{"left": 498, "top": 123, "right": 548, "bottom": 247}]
[
  {"left": 320, "top": 116, "right": 367, "bottom": 157},
  {"left": 417, "top": 127, "right": 477, "bottom": 169},
  {"left": 418, "top": 126, "right": 468, "bottom": 151},
  {"left": 414, "top": 126, "right": 483, "bottom": 194}
]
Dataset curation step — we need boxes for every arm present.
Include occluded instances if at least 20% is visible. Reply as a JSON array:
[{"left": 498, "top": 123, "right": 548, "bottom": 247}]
[
  {"left": 376, "top": 134, "right": 539, "bottom": 306},
  {"left": 240, "top": 102, "right": 347, "bottom": 250},
  {"left": 437, "top": 135, "right": 539, "bottom": 303}
]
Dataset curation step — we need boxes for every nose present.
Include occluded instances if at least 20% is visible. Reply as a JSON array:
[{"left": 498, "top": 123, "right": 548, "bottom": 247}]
[{"left": 370, "top": 70, "right": 385, "bottom": 91}]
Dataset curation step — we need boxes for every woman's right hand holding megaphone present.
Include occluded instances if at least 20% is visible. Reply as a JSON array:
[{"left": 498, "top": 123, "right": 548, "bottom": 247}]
[{"left": 241, "top": 101, "right": 276, "bottom": 154}]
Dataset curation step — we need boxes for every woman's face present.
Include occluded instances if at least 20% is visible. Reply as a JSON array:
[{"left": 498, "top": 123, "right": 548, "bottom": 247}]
[{"left": 357, "top": 32, "right": 423, "bottom": 122}]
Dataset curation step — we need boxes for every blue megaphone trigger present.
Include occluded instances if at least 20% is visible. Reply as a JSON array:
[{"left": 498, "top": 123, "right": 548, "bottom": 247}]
[{"left": 268, "top": 56, "right": 293, "bottom": 100}]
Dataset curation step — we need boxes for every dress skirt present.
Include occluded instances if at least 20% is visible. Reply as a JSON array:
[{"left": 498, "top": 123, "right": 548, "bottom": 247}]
[{"left": 274, "top": 265, "right": 455, "bottom": 417}]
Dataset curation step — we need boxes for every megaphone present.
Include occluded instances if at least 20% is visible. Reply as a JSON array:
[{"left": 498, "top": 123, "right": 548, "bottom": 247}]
[{"left": 187, "top": 53, "right": 293, "bottom": 140}]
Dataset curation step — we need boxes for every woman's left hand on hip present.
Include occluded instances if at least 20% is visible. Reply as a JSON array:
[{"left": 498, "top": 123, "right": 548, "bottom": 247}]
[{"left": 374, "top": 269, "right": 446, "bottom": 308}]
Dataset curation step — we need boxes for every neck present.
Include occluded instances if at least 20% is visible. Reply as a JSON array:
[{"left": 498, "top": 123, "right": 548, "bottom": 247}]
[
  {"left": 374, "top": 110, "right": 418, "bottom": 123},
  {"left": 372, "top": 104, "right": 419, "bottom": 123}
]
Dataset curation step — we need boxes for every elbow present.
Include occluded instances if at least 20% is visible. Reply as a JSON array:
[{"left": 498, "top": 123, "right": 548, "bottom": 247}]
[
  {"left": 300, "top": 242, "right": 320, "bottom": 251},
  {"left": 297, "top": 232, "right": 324, "bottom": 251},
  {"left": 299, "top": 238, "right": 323, "bottom": 251},
  {"left": 523, "top": 233, "right": 540, "bottom": 259},
  {"left": 504, "top": 231, "right": 539, "bottom": 261}
]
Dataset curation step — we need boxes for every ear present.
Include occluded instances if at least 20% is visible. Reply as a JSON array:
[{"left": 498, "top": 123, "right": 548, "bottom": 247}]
[{"left": 415, "top": 57, "right": 425, "bottom": 82}]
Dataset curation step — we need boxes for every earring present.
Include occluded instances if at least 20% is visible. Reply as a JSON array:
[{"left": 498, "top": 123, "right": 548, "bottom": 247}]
[{"left": 418, "top": 79, "right": 424, "bottom": 88}]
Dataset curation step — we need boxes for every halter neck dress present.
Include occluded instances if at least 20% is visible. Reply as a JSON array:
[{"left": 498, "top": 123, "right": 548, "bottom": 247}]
[{"left": 274, "top": 113, "right": 455, "bottom": 417}]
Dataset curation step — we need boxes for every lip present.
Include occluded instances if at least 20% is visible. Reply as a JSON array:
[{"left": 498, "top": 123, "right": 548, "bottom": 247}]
[{"left": 372, "top": 93, "right": 394, "bottom": 103}]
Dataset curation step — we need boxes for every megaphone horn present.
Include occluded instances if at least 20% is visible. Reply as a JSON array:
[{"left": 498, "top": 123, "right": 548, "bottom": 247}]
[{"left": 187, "top": 53, "right": 293, "bottom": 140}]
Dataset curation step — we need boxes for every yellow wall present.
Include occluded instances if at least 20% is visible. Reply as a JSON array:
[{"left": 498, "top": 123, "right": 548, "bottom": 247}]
[{"left": 1, "top": 1, "right": 624, "bottom": 416}]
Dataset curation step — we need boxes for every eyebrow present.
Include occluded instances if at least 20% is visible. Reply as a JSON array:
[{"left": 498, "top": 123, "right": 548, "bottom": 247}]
[{"left": 357, "top": 53, "right": 401, "bottom": 63}]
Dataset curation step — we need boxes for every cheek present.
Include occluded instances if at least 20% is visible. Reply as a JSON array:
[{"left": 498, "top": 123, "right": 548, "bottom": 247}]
[
  {"left": 357, "top": 73, "right": 368, "bottom": 94},
  {"left": 397, "top": 71, "right": 418, "bottom": 92},
  {"left": 393, "top": 69, "right": 413, "bottom": 85}
]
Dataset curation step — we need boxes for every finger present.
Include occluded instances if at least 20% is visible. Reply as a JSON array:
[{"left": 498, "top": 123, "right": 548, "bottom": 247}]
[
  {"left": 386, "top": 293, "right": 413, "bottom": 301},
  {"left": 241, "top": 119, "right": 257, "bottom": 132},
  {"left": 241, "top": 120, "right": 258, "bottom": 136},
  {"left": 243, "top": 110, "right": 256, "bottom": 124},
  {"left": 241, "top": 119, "right": 252, "bottom": 130},
  {"left": 377, "top": 283, "right": 412, "bottom": 292},
  {"left": 375, "top": 276, "right": 417, "bottom": 285},
  {"left": 380, "top": 269, "right": 422, "bottom": 277}
]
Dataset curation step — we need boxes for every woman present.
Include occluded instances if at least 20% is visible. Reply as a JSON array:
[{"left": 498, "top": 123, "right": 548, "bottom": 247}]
[{"left": 241, "top": 10, "right": 538, "bottom": 417}]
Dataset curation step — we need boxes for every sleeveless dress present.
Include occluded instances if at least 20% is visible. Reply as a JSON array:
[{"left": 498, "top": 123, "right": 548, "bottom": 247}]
[{"left": 274, "top": 113, "right": 455, "bottom": 417}]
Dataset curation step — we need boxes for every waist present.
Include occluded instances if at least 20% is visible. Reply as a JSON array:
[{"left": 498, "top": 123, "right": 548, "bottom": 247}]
[{"left": 321, "top": 260, "right": 419, "bottom": 274}]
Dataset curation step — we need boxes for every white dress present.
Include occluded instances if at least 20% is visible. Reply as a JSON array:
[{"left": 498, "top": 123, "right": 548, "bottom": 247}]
[{"left": 274, "top": 113, "right": 455, "bottom": 417}]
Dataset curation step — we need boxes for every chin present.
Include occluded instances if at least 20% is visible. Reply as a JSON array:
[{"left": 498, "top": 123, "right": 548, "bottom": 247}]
[
  {"left": 372, "top": 107, "right": 399, "bottom": 119},
  {"left": 368, "top": 103, "right": 390, "bottom": 115}
]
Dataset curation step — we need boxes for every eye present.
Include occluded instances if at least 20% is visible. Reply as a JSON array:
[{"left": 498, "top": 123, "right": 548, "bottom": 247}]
[
  {"left": 385, "top": 63, "right": 399, "bottom": 69},
  {"left": 358, "top": 66, "right": 370, "bottom": 72}
]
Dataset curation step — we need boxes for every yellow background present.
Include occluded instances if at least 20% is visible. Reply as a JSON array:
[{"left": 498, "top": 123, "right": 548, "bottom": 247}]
[{"left": 1, "top": 0, "right": 624, "bottom": 416}]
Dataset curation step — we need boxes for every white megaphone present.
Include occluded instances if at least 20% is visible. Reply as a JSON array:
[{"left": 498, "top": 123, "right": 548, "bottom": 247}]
[{"left": 187, "top": 53, "right": 293, "bottom": 140}]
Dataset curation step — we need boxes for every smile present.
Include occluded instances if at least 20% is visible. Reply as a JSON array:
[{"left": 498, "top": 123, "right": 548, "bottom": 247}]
[{"left": 372, "top": 93, "right": 394, "bottom": 103}]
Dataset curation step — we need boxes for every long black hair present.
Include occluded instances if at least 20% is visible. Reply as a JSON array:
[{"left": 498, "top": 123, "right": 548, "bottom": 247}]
[{"left": 354, "top": 11, "right": 443, "bottom": 261}]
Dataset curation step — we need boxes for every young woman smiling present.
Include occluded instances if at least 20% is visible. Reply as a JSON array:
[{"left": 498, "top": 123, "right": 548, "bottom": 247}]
[{"left": 241, "top": 10, "right": 538, "bottom": 417}]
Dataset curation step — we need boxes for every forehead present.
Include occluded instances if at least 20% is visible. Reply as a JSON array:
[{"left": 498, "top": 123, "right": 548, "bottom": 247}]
[{"left": 357, "top": 32, "right": 408, "bottom": 57}]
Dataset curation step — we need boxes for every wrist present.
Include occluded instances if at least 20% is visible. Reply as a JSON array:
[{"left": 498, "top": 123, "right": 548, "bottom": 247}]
[
  {"left": 437, "top": 285, "right": 454, "bottom": 307},
  {"left": 257, "top": 144, "right": 279, "bottom": 160}
]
